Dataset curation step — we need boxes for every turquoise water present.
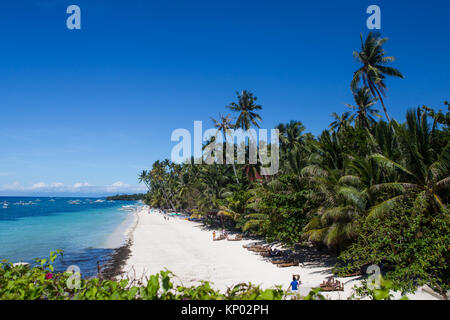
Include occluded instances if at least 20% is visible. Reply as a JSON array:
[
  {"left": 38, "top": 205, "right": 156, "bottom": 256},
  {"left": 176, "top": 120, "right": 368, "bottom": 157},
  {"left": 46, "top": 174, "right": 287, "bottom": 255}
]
[{"left": 0, "top": 197, "right": 137, "bottom": 277}]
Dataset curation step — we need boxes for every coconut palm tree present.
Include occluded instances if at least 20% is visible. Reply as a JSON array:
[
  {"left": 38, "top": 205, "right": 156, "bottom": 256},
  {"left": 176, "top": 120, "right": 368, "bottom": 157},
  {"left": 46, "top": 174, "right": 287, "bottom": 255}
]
[
  {"left": 149, "top": 160, "right": 176, "bottom": 211},
  {"left": 368, "top": 108, "right": 449, "bottom": 217},
  {"left": 302, "top": 167, "right": 363, "bottom": 249},
  {"left": 329, "top": 112, "right": 353, "bottom": 133},
  {"left": 277, "top": 121, "right": 306, "bottom": 154},
  {"left": 351, "top": 32, "right": 404, "bottom": 122},
  {"left": 211, "top": 113, "right": 240, "bottom": 184},
  {"left": 138, "top": 170, "right": 150, "bottom": 191},
  {"left": 227, "top": 90, "right": 262, "bottom": 131},
  {"left": 346, "top": 86, "right": 381, "bottom": 129}
]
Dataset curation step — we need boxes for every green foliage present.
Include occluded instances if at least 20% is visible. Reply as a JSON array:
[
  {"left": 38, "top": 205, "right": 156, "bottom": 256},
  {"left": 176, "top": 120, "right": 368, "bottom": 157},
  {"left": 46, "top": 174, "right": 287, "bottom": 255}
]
[
  {"left": 106, "top": 194, "right": 145, "bottom": 201},
  {"left": 1, "top": 251, "right": 412, "bottom": 300},
  {"left": 133, "top": 32, "right": 449, "bottom": 295},
  {"left": 337, "top": 199, "right": 450, "bottom": 295},
  {"left": 350, "top": 276, "right": 404, "bottom": 300},
  {"left": 0, "top": 252, "right": 303, "bottom": 300},
  {"left": 256, "top": 175, "right": 309, "bottom": 245}
]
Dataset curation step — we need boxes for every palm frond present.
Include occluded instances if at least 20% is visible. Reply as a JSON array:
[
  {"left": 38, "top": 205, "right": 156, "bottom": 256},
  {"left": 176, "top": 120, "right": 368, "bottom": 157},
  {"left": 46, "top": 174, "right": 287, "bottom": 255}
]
[{"left": 367, "top": 195, "right": 404, "bottom": 220}]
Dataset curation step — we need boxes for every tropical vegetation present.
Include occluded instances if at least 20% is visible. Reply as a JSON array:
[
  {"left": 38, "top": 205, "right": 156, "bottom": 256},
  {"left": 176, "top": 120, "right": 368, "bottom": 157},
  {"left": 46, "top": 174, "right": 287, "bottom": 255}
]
[
  {"left": 0, "top": 250, "right": 402, "bottom": 300},
  {"left": 138, "top": 32, "right": 449, "bottom": 295},
  {"left": 106, "top": 194, "right": 146, "bottom": 201}
]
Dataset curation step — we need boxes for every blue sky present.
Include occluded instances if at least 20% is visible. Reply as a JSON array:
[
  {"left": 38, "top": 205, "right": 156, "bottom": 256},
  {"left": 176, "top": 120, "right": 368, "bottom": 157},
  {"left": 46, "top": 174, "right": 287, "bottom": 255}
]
[{"left": 0, "top": 0, "right": 449, "bottom": 196}]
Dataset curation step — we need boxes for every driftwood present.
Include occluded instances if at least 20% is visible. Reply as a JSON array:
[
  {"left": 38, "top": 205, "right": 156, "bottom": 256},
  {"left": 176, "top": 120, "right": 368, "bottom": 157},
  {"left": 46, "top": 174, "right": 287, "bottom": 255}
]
[
  {"left": 227, "top": 235, "right": 243, "bottom": 241},
  {"left": 319, "top": 277, "right": 344, "bottom": 291}
]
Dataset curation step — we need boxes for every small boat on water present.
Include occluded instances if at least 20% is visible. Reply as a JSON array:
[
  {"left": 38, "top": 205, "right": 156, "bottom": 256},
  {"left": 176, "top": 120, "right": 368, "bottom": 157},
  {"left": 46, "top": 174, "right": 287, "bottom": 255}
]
[
  {"left": 2, "top": 202, "right": 8, "bottom": 209},
  {"left": 49, "top": 199, "right": 55, "bottom": 202},
  {"left": 14, "top": 201, "right": 34, "bottom": 206},
  {"left": 68, "top": 200, "right": 81, "bottom": 205},
  {"left": 94, "top": 199, "right": 105, "bottom": 203}
]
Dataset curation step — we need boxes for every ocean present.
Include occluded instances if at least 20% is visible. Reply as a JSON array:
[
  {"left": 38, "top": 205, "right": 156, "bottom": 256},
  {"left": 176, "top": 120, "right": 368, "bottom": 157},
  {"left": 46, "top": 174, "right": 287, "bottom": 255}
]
[{"left": 0, "top": 196, "right": 139, "bottom": 278}]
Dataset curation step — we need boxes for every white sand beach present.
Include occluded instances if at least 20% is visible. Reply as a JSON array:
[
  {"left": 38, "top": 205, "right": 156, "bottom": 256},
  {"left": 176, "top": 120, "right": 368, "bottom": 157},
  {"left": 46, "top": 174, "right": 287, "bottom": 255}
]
[{"left": 120, "top": 206, "right": 439, "bottom": 300}]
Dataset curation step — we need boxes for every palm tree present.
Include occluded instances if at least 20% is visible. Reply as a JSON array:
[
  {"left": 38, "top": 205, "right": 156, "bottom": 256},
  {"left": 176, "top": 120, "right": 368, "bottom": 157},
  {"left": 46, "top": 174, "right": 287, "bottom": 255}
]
[
  {"left": 277, "top": 121, "right": 306, "bottom": 154},
  {"left": 351, "top": 32, "right": 404, "bottom": 122},
  {"left": 368, "top": 108, "right": 449, "bottom": 217},
  {"left": 329, "top": 112, "right": 353, "bottom": 133},
  {"left": 227, "top": 90, "right": 262, "bottom": 131},
  {"left": 211, "top": 113, "right": 240, "bottom": 184},
  {"left": 346, "top": 86, "right": 381, "bottom": 129},
  {"left": 138, "top": 170, "right": 150, "bottom": 191},
  {"left": 302, "top": 167, "right": 363, "bottom": 249},
  {"left": 149, "top": 160, "right": 176, "bottom": 211}
]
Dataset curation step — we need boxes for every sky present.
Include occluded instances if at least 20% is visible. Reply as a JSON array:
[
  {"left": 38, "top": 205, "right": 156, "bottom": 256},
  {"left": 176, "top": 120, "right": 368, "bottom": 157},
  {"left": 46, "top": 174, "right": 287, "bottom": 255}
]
[{"left": 0, "top": 0, "right": 449, "bottom": 196}]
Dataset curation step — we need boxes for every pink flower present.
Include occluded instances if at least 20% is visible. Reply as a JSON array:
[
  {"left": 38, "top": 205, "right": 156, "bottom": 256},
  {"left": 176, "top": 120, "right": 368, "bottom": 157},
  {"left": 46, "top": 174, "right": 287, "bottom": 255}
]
[{"left": 45, "top": 273, "right": 53, "bottom": 280}]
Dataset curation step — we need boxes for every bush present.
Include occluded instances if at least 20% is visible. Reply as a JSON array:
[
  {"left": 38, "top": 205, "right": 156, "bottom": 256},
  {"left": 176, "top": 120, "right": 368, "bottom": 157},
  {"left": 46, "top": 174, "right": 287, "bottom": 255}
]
[
  {"left": 336, "top": 199, "right": 450, "bottom": 295},
  {"left": 0, "top": 251, "right": 289, "bottom": 300}
]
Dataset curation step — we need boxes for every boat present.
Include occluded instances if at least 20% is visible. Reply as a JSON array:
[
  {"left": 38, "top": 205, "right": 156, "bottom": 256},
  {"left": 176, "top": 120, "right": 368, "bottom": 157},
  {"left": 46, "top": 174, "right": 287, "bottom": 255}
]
[{"left": 49, "top": 199, "right": 55, "bottom": 202}]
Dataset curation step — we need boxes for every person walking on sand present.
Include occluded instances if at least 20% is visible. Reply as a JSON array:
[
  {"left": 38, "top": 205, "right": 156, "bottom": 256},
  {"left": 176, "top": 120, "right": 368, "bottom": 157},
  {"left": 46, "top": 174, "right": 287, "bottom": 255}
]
[
  {"left": 287, "top": 275, "right": 301, "bottom": 294},
  {"left": 212, "top": 231, "right": 216, "bottom": 241}
]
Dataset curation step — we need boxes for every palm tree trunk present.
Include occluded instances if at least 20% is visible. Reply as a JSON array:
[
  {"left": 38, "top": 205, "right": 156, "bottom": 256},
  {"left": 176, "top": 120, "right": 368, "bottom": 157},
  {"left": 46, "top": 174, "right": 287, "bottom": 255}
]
[
  {"left": 370, "top": 81, "right": 391, "bottom": 122},
  {"left": 223, "top": 128, "right": 240, "bottom": 184},
  {"left": 232, "top": 163, "right": 239, "bottom": 184},
  {"left": 159, "top": 183, "right": 176, "bottom": 211}
]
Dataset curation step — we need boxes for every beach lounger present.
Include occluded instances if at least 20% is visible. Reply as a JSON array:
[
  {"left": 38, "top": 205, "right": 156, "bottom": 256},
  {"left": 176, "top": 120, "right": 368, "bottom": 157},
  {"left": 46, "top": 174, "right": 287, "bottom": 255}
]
[
  {"left": 227, "top": 235, "right": 243, "bottom": 241},
  {"left": 271, "top": 259, "right": 292, "bottom": 264},
  {"left": 248, "top": 247, "right": 270, "bottom": 253},
  {"left": 242, "top": 243, "right": 265, "bottom": 249},
  {"left": 319, "top": 277, "right": 344, "bottom": 291},
  {"left": 213, "top": 235, "right": 227, "bottom": 241},
  {"left": 276, "top": 261, "right": 299, "bottom": 268},
  {"left": 260, "top": 249, "right": 282, "bottom": 257},
  {"left": 340, "top": 271, "right": 362, "bottom": 277}
]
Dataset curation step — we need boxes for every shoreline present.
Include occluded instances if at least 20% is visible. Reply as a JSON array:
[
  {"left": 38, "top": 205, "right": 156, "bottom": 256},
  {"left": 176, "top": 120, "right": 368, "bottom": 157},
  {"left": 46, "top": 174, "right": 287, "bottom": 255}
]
[
  {"left": 116, "top": 206, "right": 439, "bottom": 300},
  {"left": 100, "top": 205, "right": 142, "bottom": 279}
]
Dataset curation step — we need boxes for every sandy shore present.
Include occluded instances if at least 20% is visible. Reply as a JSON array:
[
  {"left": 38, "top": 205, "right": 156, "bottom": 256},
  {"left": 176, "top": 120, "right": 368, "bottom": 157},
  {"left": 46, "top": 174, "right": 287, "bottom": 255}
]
[{"left": 119, "top": 206, "right": 438, "bottom": 300}]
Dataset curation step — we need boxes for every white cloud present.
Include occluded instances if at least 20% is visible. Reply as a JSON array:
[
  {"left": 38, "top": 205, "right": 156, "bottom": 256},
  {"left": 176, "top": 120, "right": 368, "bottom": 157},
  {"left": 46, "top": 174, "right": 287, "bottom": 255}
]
[
  {"left": 31, "top": 182, "right": 64, "bottom": 190},
  {"left": 73, "top": 182, "right": 91, "bottom": 188},
  {"left": 31, "top": 182, "right": 47, "bottom": 189},
  {"left": 0, "top": 181, "right": 146, "bottom": 196},
  {"left": 110, "top": 181, "right": 129, "bottom": 187}
]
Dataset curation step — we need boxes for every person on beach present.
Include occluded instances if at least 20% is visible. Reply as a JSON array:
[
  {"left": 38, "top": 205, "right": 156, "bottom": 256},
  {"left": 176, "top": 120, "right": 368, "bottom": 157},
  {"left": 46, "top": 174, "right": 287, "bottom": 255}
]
[
  {"left": 287, "top": 275, "right": 301, "bottom": 293},
  {"left": 212, "top": 231, "right": 216, "bottom": 240}
]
